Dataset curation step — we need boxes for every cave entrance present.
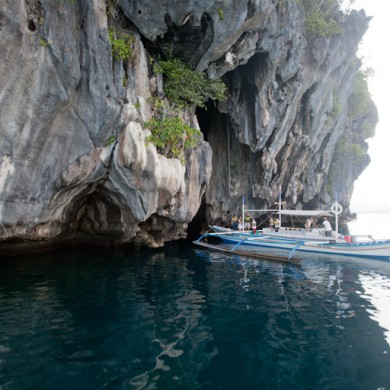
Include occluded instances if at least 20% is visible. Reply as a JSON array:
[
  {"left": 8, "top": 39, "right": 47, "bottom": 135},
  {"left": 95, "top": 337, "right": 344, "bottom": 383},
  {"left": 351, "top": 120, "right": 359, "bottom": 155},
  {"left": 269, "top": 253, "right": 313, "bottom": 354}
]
[
  {"left": 186, "top": 195, "right": 208, "bottom": 241},
  {"left": 186, "top": 102, "right": 221, "bottom": 240},
  {"left": 187, "top": 101, "right": 224, "bottom": 240},
  {"left": 156, "top": 13, "right": 214, "bottom": 68},
  {"left": 196, "top": 100, "right": 215, "bottom": 142},
  {"left": 64, "top": 188, "right": 125, "bottom": 241}
]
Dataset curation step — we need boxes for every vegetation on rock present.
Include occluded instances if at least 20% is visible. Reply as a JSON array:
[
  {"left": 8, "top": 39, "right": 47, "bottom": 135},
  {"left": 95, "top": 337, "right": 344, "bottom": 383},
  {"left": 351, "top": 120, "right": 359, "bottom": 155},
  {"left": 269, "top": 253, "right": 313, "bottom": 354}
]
[
  {"left": 145, "top": 58, "right": 226, "bottom": 163},
  {"left": 348, "top": 68, "right": 374, "bottom": 119},
  {"left": 335, "top": 138, "right": 365, "bottom": 162},
  {"left": 153, "top": 58, "right": 226, "bottom": 108},
  {"left": 300, "top": 0, "right": 343, "bottom": 37},
  {"left": 108, "top": 28, "right": 134, "bottom": 61},
  {"left": 218, "top": 5, "right": 224, "bottom": 21},
  {"left": 39, "top": 38, "right": 50, "bottom": 47},
  {"left": 105, "top": 135, "right": 117, "bottom": 146},
  {"left": 145, "top": 99, "right": 202, "bottom": 164}
]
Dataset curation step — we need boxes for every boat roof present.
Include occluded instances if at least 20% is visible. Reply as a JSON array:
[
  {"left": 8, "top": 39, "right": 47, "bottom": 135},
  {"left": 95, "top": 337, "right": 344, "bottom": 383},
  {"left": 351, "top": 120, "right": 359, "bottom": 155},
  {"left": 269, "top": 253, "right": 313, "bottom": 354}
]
[
  {"left": 245, "top": 209, "right": 333, "bottom": 217},
  {"left": 279, "top": 210, "right": 333, "bottom": 217}
]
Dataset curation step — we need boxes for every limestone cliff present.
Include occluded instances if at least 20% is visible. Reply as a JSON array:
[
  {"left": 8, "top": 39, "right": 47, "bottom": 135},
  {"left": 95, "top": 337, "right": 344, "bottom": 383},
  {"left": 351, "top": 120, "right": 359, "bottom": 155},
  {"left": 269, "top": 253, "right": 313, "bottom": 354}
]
[{"left": 0, "top": 0, "right": 377, "bottom": 254}]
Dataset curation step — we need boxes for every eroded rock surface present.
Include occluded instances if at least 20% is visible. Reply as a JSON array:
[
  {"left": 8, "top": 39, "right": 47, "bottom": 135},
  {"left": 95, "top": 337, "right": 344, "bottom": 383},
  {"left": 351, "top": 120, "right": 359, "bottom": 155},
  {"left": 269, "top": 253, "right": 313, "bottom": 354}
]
[{"left": 0, "top": 0, "right": 377, "bottom": 254}]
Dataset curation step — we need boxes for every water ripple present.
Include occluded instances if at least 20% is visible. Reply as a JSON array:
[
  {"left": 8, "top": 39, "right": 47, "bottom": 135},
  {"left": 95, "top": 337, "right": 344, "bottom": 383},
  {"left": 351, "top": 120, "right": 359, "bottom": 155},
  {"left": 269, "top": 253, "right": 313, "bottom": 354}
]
[
  {"left": 359, "top": 271, "right": 390, "bottom": 346},
  {"left": 0, "top": 246, "right": 390, "bottom": 389}
]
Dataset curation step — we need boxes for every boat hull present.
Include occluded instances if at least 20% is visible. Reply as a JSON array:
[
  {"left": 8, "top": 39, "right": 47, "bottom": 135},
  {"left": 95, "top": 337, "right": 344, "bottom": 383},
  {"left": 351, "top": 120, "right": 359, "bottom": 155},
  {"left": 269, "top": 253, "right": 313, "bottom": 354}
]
[{"left": 195, "top": 232, "right": 390, "bottom": 261}]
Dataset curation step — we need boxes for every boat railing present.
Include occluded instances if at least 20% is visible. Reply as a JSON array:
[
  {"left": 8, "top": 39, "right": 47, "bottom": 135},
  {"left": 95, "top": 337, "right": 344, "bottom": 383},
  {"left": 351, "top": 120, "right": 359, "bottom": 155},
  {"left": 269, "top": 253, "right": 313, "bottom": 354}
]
[
  {"left": 210, "top": 226, "right": 329, "bottom": 240},
  {"left": 262, "top": 227, "right": 326, "bottom": 237},
  {"left": 205, "top": 230, "right": 311, "bottom": 245},
  {"left": 350, "top": 235, "right": 384, "bottom": 243}
]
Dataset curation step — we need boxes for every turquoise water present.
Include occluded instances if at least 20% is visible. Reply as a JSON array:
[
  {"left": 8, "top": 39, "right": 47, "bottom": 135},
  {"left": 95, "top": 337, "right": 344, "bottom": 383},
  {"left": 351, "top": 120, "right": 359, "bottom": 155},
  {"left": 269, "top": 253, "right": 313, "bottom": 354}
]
[{"left": 1, "top": 243, "right": 390, "bottom": 389}]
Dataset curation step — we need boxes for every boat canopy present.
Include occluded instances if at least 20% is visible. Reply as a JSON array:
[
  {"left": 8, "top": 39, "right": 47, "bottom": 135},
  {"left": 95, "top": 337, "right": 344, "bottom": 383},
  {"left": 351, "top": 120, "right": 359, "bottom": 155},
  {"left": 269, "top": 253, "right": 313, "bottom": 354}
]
[
  {"left": 246, "top": 209, "right": 333, "bottom": 217},
  {"left": 279, "top": 210, "right": 333, "bottom": 217}
]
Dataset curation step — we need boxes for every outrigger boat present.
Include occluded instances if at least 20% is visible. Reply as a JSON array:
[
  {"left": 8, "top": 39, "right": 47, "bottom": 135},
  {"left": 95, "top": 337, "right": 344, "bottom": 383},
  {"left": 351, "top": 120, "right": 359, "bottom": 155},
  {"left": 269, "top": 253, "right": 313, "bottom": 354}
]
[{"left": 193, "top": 200, "right": 390, "bottom": 262}]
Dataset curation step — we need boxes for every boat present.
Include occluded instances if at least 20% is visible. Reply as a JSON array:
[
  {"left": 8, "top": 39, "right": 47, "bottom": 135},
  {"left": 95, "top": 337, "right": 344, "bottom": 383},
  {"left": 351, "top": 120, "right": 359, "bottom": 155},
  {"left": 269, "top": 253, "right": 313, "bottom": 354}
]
[
  {"left": 193, "top": 201, "right": 390, "bottom": 262},
  {"left": 194, "top": 230, "right": 390, "bottom": 261}
]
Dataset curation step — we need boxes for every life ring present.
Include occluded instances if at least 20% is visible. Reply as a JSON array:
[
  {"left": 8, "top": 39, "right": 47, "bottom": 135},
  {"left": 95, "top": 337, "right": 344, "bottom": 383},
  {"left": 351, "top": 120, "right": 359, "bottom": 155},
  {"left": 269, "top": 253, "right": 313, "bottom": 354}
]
[{"left": 330, "top": 202, "right": 343, "bottom": 215}]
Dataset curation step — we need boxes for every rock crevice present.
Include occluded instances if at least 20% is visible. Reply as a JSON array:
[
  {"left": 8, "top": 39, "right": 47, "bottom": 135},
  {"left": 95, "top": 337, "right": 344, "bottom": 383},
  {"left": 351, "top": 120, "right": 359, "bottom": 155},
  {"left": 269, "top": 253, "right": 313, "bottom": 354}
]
[{"left": 0, "top": 0, "right": 377, "bottom": 254}]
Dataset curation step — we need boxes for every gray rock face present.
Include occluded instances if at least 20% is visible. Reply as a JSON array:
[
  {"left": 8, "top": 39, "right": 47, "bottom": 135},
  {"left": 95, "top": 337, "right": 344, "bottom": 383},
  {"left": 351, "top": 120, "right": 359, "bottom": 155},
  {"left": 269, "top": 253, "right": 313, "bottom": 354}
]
[{"left": 0, "top": 0, "right": 376, "bottom": 254}]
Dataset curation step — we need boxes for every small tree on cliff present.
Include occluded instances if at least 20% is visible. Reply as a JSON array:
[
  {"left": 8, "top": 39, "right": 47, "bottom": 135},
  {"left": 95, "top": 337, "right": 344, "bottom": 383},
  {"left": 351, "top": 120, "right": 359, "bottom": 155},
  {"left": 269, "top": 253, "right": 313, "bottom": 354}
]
[
  {"left": 153, "top": 58, "right": 226, "bottom": 108},
  {"left": 300, "top": 0, "right": 343, "bottom": 37},
  {"left": 146, "top": 58, "right": 226, "bottom": 163},
  {"left": 145, "top": 98, "right": 202, "bottom": 164}
]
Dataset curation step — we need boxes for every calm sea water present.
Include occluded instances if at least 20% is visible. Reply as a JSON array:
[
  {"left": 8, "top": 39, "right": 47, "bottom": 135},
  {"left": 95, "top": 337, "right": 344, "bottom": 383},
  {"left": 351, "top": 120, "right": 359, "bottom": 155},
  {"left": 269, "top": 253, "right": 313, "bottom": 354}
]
[{"left": 1, "top": 239, "right": 390, "bottom": 389}]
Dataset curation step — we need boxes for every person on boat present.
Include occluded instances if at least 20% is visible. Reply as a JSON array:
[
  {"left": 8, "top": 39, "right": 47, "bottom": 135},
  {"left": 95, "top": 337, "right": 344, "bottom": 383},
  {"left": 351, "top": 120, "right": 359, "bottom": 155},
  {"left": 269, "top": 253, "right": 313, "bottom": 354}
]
[
  {"left": 274, "top": 218, "right": 280, "bottom": 232},
  {"left": 269, "top": 217, "right": 275, "bottom": 230},
  {"left": 231, "top": 214, "right": 239, "bottom": 230},
  {"left": 238, "top": 216, "right": 244, "bottom": 231},
  {"left": 305, "top": 217, "right": 313, "bottom": 231},
  {"left": 322, "top": 217, "right": 332, "bottom": 237},
  {"left": 251, "top": 219, "right": 257, "bottom": 234},
  {"left": 344, "top": 235, "right": 352, "bottom": 243},
  {"left": 244, "top": 213, "right": 252, "bottom": 230}
]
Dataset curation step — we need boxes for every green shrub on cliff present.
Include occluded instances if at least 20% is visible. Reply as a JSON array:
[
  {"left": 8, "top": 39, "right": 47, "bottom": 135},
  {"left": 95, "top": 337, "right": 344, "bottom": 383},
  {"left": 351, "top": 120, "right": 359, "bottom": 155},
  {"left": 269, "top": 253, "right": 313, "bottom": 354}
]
[
  {"left": 335, "top": 139, "right": 365, "bottom": 162},
  {"left": 39, "top": 38, "right": 50, "bottom": 47},
  {"left": 105, "top": 135, "right": 117, "bottom": 146},
  {"left": 145, "top": 99, "right": 202, "bottom": 164},
  {"left": 108, "top": 28, "right": 134, "bottom": 61},
  {"left": 153, "top": 58, "right": 226, "bottom": 108},
  {"left": 218, "top": 6, "right": 224, "bottom": 21},
  {"left": 146, "top": 116, "right": 201, "bottom": 163},
  {"left": 300, "top": 0, "right": 343, "bottom": 37},
  {"left": 305, "top": 10, "right": 342, "bottom": 37},
  {"left": 348, "top": 68, "right": 373, "bottom": 119},
  {"left": 145, "top": 58, "right": 225, "bottom": 163}
]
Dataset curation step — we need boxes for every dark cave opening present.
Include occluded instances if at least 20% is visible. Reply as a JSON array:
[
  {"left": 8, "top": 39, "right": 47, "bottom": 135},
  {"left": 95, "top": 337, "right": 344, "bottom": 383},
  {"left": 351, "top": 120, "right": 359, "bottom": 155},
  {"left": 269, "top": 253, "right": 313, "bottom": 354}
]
[
  {"left": 185, "top": 103, "right": 220, "bottom": 240},
  {"left": 231, "top": 52, "right": 269, "bottom": 89},
  {"left": 28, "top": 20, "right": 36, "bottom": 32},
  {"left": 156, "top": 13, "right": 214, "bottom": 67},
  {"left": 186, "top": 195, "right": 208, "bottom": 241},
  {"left": 187, "top": 102, "right": 223, "bottom": 240},
  {"left": 195, "top": 100, "right": 214, "bottom": 141},
  {"left": 65, "top": 189, "right": 125, "bottom": 240}
]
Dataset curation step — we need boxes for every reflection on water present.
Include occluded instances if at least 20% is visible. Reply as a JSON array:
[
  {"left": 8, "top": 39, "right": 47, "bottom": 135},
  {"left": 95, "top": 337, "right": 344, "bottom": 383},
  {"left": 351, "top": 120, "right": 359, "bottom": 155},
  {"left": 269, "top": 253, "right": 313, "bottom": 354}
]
[
  {"left": 359, "top": 272, "right": 390, "bottom": 346},
  {"left": 0, "top": 244, "right": 390, "bottom": 389}
]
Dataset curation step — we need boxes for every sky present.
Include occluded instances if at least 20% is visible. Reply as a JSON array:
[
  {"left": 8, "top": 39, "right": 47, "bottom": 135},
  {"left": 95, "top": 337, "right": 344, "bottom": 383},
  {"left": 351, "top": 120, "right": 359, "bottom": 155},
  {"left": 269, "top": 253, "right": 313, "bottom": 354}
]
[{"left": 348, "top": 1, "right": 390, "bottom": 212}]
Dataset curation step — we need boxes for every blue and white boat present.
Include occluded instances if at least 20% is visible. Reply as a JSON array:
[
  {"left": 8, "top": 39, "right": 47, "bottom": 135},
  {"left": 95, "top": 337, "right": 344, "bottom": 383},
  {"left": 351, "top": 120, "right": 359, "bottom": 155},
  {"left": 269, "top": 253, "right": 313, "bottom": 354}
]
[{"left": 194, "top": 202, "right": 390, "bottom": 262}]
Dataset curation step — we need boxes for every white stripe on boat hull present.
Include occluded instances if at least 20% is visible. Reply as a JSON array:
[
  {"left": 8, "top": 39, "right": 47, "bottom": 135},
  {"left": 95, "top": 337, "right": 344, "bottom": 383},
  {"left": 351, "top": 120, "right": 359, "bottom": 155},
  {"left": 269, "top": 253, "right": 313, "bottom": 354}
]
[{"left": 197, "top": 232, "right": 390, "bottom": 261}]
